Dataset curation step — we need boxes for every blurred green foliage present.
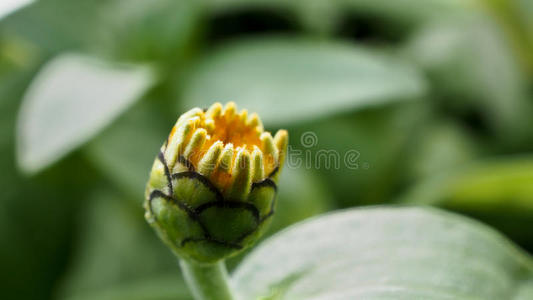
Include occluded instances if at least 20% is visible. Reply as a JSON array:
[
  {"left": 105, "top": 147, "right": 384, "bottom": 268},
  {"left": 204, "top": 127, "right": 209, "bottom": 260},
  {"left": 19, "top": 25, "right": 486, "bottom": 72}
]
[{"left": 1, "top": 0, "right": 532, "bottom": 299}]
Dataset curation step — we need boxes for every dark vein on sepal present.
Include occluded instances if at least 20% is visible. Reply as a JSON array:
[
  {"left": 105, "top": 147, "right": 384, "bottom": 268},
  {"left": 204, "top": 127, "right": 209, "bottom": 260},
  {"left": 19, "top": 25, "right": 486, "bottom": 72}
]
[
  {"left": 149, "top": 190, "right": 197, "bottom": 218},
  {"left": 268, "top": 165, "right": 279, "bottom": 178},
  {"left": 252, "top": 178, "right": 277, "bottom": 192},
  {"left": 158, "top": 151, "right": 173, "bottom": 194},
  {"left": 178, "top": 155, "right": 195, "bottom": 172}
]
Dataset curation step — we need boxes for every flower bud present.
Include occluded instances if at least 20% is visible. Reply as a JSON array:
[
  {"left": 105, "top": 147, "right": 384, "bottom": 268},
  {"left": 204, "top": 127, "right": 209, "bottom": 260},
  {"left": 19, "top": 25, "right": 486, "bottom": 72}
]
[{"left": 145, "top": 102, "right": 288, "bottom": 263}]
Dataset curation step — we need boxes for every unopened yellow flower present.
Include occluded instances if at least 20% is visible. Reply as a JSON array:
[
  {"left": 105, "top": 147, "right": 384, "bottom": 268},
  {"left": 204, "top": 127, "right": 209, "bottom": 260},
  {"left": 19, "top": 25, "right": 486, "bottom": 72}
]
[{"left": 145, "top": 102, "right": 288, "bottom": 263}]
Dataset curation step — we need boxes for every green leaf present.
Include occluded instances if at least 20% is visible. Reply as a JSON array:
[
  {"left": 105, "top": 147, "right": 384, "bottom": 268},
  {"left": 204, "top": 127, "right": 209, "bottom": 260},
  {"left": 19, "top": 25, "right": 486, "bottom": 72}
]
[
  {"left": 57, "top": 189, "right": 190, "bottom": 300},
  {"left": 401, "top": 157, "right": 533, "bottom": 212},
  {"left": 289, "top": 102, "right": 427, "bottom": 207},
  {"left": 16, "top": 53, "right": 156, "bottom": 174},
  {"left": 232, "top": 207, "right": 533, "bottom": 300},
  {"left": 341, "top": 0, "right": 470, "bottom": 25},
  {"left": 269, "top": 167, "right": 333, "bottom": 234},
  {"left": 400, "top": 156, "right": 533, "bottom": 250},
  {"left": 0, "top": 0, "right": 33, "bottom": 20},
  {"left": 182, "top": 38, "right": 427, "bottom": 125},
  {"left": 1, "top": 0, "right": 200, "bottom": 63},
  {"left": 63, "top": 275, "right": 193, "bottom": 300},
  {"left": 477, "top": 0, "right": 533, "bottom": 74},
  {"left": 405, "top": 16, "right": 532, "bottom": 142},
  {"left": 94, "top": 0, "right": 200, "bottom": 62},
  {"left": 1, "top": 0, "right": 107, "bottom": 54},
  {"left": 404, "top": 120, "right": 479, "bottom": 181},
  {"left": 84, "top": 100, "right": 169, "bottom": 197}
]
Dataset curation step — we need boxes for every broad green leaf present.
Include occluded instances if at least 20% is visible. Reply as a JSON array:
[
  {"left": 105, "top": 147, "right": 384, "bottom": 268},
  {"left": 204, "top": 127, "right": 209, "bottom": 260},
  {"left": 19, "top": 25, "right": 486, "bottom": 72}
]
[
  {"left": 16, "top": 53, "right": 155, "bottom": 174},
  {"left": 0, "top": 58, "right": 93, "bottom": 299},
  {"left": 400, "top": 156, "right": 533, "bottom": 250},
  {"left": 269, "top": 167, "right": 333, "bottom": 234},
  {"left": 289, "top": 102, "right": 427, "bottom": 207},
  {"left": 0, "top": 0, "right": 33, "bottom": 20},
  {"left": 84, "top": 99, "right": 170, "bottom": 197},
  {"left": 57, "top": 189, "right": 190, "bottom": 300},
  {"left": 182, "top": 38, "right": 427, "bottom": 125},
  {"left": 232, "top": 207, "right": 533, "bottom": 300},
  {"left": 405, "top": 16, "right": 532, "bottom": 142},
  {"left": 0, "top": 0, "right": 33, "bottom": 19},
  {"left": 401, "top": 157, "right": 533, "bottom": 212},
  {"left": 341, "top": 0, "right": 470, "bottom": 25},
  {"left": 0, "top": 0, "right": 107, "bottom": 54},
  {"left": 63, "top": 275, "right": 192, "bottom": 300},
  {"left": 93, "top": 0, "right": 201, "bottom": 62},
  {"left": 0, "top": 160, "right": 91, "bottom": 300},
  {"left": 477, "top": 0, "right": 533, "bottom": 74},
  {"left": 405, "top": 120, "right": 479, "bottom": 180},
  {"left": 1, "top": 0, "right": 200, "bottom": 63}
]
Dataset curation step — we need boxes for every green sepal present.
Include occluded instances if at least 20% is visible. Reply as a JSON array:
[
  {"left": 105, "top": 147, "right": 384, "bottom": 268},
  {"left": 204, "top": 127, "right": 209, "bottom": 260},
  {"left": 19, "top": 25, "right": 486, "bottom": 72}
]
[
  {"left": 198, "top": 203, "right": 259, "bottom": 242},
  {"left": 249, "top": 181, "right": 276, "bottom": 218},
  {"left": 172, "top": 173, "right": 221, "bottom": 208},
  {"left": 145, "top": 156, "right": 279, "bottom": 263}
]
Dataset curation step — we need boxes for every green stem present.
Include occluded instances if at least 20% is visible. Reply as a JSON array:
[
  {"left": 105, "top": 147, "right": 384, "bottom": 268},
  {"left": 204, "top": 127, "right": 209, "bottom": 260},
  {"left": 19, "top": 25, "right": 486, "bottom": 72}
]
[{"left": 180, "top": 260, "right": 235, "bottom": 300}]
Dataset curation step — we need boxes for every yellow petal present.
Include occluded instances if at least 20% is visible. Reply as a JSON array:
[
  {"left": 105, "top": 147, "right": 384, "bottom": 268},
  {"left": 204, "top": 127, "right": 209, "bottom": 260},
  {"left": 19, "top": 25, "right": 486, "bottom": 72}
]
[
  {"left": 228, "top": 148, "right": 251, "bottom": 200},
  {"left": 198, "top": 141, "right": 223, "bottom": 176},
  {"left": 251, "top": 146, "right": 265, "bottom": 182}
]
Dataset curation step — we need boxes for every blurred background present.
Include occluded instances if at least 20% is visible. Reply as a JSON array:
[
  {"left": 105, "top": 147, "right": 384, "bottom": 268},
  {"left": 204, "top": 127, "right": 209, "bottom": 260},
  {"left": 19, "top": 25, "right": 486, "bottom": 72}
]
[{"left": 1, "top": 0, "right": 533, "bottom": 299}]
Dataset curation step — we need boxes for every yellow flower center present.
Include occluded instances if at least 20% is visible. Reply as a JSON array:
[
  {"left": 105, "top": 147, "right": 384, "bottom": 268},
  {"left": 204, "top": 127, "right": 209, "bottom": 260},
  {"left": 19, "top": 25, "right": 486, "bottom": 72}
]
[{"left": 164, "top": 102, "right": 287, "bottom": 195}]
